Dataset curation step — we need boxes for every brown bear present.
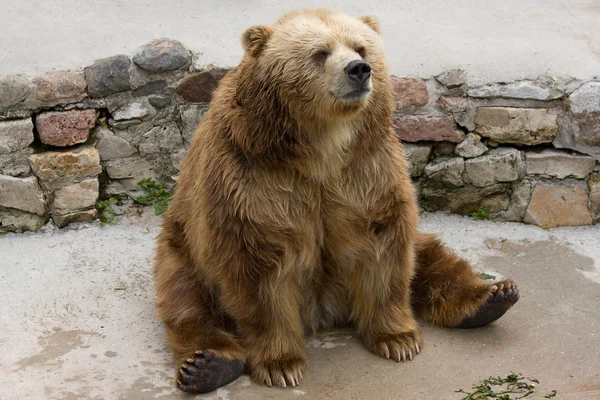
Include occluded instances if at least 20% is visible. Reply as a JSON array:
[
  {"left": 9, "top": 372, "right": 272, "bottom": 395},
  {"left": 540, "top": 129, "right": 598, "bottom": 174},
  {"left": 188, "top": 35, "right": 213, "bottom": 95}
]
[{"left": 153, "top": 8, "right": 519, "bottom": 394}]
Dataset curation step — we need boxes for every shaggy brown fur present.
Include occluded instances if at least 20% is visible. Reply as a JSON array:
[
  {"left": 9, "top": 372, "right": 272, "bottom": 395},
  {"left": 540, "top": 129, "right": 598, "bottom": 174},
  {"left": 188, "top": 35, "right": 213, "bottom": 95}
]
[{"left": 153, "top": 8, "right": 518, "bottom": 392}]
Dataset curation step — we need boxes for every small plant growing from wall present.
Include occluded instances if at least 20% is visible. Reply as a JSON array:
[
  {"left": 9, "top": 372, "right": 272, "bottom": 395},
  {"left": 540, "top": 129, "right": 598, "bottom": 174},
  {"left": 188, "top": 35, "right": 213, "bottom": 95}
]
[
  {"left": 97, "top": 198, "right": 119, "bottom": 225},
  {"left": 473, "top": 206, "right": 490, "bottom": 221},
  {"left": 135, "top": 178, "right": 172, "bottom": 216}
]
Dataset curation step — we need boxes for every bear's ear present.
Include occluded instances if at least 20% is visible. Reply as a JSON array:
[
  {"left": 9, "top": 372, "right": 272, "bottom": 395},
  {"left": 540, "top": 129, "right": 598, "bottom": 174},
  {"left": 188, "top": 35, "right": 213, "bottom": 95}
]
[
  {"left": 242, "top": 25, "right": 273, "bottom": 56},
  {"left": 358, "top": 15, "right": 381, "bottom": 35}
]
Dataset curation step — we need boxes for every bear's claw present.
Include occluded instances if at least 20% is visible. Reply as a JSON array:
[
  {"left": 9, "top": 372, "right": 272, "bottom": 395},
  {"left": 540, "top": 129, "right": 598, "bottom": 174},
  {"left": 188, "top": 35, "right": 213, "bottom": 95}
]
[
  {"left": 455, "top": 280, "right": 520, "bottom": 329},
  {"left": 176, "top": 350, "right": 244, "bottom": 394}
]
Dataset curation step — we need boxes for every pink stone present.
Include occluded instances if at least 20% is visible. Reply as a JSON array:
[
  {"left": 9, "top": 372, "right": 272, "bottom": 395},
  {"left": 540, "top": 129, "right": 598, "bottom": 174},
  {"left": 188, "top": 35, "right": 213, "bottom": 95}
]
[
  {"left": 524, "top": 184, "right": 592, "bottom": 228},
  {"left": 391, "top": 77, "right": 429, "bottom": 109},
  {"left": 36, "top": 109, "right": 97, "bottom": 147},
  {"left": 393, "top": 115, "right": 465, "bottom": 142}
]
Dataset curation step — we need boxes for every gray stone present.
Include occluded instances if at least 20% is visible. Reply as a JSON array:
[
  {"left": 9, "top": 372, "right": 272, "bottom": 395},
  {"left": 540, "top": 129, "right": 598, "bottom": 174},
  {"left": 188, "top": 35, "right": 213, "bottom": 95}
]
[
  {"left": 105, "top": 157, "right": 154, "bottom": 180},
  {"left": 567, "top": 82, "right": 600, "bottom": 147},
  {"left": 480, "top": 193, "right": 510, "bottom": 213},
  {"left": 454, "top": 110, "right": 476, "bottom": 131},
  {"left": 495, "top": 180, "right": 532, "bottom": 222},
  {"left": 468, "top": 81, "right": 563, "bottom": 100},
  {"left": 589, "top": 171, "right": 600, "bottom": 193},
  {"left": 419, "top": 183, "right": 510, "bottom": 215},
  {"left": 475, "top": 107, "right": 558, "bottom": 145},
  {"left": 0, "top": 119, "right": 34, "bottom": 154},
  {"left": 105, "top": 92, "right": 134, "bottom": 114},
  {"left": 569, "top": 82, "right": 600, "bottom": 114},
  {"left": 84, "top": 55, "right": 131, "bottom": 98},
  {"left": 139, "top": 123, "right": 184, "bottom": 156},
  {"left": 572, "top": 113, "right": 600, "bottom": 147},
  {"left": 553, "top": 117, "right": 600, "bottom": 161},
  {"left": 33, "top": 71, "right": 87, "bottom": 102},
  {"left": 455, "top": 133, "right": 488, "bottom": 158},
  {"left": 95, "top": 128, "right": 137, "bottom": 161},
  {"left": 52, "top": 209, "right": 97, "bottom": 228},
  {"left": 423, "top": 156, "right": 465, "bottom": 188},
  {"left": 0, "top": 210, "right": 47, "bottom": 233},
  {"left": 52, "top": 178, "right": 99, "bottom": 215},
  {"left": 104, "top": 180, "right": 143, "bottom": 198},
  {"left": 114, "top": 121, "right": 154, "bottom": 147},
  {"left": 433, "top": 142, "right": 456, "bottom": 156},
  {"left": 148, "top": 96, "right": 172, "bottom": 109},
  {"left": 589, "top": 172, "right": 600, "bottom": 215},
  {"left": 0, "top": 175, "right": 46, "bottom": 215},
  {"left": 180, "top": 104, "right": 209, "bottom": 143},
  {"left": 402, "top": 143, "right": 432, "bottom": 177},
  {"left": 108, "top": 119, "right": 142, "bottom": 130},
  {"left": 435, "top": 69, "right": 466, "bottom": 88},
  {"left": 0, "top": 75, "right": 31, "bottom": 108},
  {"left": 0, "top": 148, "right": 33, "bottom": 177},
  {"left": 0, "top": 109, "right": 32, "bottom": 120},
  {"left": 133, "top": 39, "right": 191, "bottom": 72},
  {"left": 442, "top": 86, "right": 467, "bottom": 97},
  {"left": 112, "top": 99, "right": 153, "bottom": 121},
  {"left": 526, "top": 149, "right": 596, "bottom": 179},
  {"left": 590, "top": 192, "right": 600, "bottom": 216},
  {"left": 464, "top": 148, "right": 524, "bottom": 187},
  {"left": 131, "top": 80, "right": 167, "bottom": 97},
  {"left": 171, "top": 149, "right": 187, "bottom": 171}
]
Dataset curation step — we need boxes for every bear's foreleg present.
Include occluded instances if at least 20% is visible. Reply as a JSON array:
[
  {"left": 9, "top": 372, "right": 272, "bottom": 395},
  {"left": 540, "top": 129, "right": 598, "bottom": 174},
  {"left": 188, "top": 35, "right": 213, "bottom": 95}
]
[
  {"left": 217, "top": 267, "right": 308, "bottom": 388},
  {"left": 350, "top": 244, "right": 424, "bottom": 363},
  {"left": 410, "top": 232, "right": 520, "bottom": 328}
]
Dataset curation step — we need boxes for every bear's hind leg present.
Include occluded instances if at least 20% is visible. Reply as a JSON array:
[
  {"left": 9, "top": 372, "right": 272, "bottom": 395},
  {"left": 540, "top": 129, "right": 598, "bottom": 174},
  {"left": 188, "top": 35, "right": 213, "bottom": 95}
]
[
  {"left": 154, "top": 236, "right": 245, "bottom": 394},
  {"left": 411, "top": 232, "right": 519, "bottom": 328}
]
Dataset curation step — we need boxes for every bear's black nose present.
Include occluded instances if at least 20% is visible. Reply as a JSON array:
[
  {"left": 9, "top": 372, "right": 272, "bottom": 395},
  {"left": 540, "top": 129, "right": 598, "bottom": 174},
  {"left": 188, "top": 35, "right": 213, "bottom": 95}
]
[{"left": 344, "top": 60, "right": 372, "bottom": 84}]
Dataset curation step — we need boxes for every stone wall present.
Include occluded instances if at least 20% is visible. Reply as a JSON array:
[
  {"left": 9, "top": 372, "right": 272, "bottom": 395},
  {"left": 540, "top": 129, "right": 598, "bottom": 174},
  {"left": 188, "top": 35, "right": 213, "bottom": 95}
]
[{"left": 0, "top": 39, "right": 599, "bottom": 232}]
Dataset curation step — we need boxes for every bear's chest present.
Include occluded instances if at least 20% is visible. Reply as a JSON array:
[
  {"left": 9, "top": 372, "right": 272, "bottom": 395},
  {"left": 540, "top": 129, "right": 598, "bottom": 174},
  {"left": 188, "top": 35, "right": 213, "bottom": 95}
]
[{"left": 299, "top": 123, "right": 357, "bottom": 182}]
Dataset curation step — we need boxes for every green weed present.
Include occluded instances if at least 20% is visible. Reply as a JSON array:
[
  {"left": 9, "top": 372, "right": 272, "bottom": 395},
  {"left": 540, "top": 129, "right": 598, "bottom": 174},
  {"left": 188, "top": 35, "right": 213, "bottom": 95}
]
[
  {"left": 473, "top": 206, "right": 490, "bottom": 221},
  {"left": 97, "top": 197, "right": 119, "bottom": 225},
  {"left": 456, "top": 373, "right": 556, "bottom": 400},
  {"left": 135, "top": 178, "right": 171, "bottom": 216}
]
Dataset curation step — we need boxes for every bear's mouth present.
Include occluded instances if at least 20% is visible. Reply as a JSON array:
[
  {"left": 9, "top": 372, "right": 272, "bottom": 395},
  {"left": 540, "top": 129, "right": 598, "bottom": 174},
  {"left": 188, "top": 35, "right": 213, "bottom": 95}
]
[{"left": 339, "top": 86, "right": 371, "bottom": 100}]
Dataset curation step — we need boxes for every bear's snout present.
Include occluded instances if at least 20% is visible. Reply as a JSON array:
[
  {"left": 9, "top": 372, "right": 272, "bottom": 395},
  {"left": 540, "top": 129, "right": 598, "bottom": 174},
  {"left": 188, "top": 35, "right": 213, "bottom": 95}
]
[{"left": 344, "top": 60, "right": 371, "bottom": 85}]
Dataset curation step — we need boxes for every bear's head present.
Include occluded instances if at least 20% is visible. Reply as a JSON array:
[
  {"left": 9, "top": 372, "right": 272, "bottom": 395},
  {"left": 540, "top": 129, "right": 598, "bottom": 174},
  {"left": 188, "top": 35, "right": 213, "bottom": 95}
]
[{"left": 238, "top": 9, "right": 390, "bottom": 122}]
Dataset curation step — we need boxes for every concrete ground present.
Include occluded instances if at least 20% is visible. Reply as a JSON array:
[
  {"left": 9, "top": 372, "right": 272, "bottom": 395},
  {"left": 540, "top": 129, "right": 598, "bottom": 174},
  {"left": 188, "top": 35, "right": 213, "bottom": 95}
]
[
  {"left": 1, "top": 212, "right": 599, "bottom": 400},
  {"left": 1, "top": 0, "right": 599, "bottom": 84}
]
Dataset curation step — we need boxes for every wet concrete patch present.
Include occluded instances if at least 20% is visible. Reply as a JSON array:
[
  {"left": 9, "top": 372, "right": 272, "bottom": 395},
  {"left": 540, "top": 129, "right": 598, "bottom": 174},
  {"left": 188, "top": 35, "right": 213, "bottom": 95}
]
[{"left": 14, "top": 329, "right": 100, "bottom": 372}]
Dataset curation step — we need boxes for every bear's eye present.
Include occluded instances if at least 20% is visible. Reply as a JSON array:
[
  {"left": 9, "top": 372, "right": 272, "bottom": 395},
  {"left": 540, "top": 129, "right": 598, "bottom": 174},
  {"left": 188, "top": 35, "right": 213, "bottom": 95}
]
[
  {"left": 312, "top": 50, "right": 330, "bottom": 64},
  {"left": 356, "top": 46, "right": 367, "bottom": 59}
]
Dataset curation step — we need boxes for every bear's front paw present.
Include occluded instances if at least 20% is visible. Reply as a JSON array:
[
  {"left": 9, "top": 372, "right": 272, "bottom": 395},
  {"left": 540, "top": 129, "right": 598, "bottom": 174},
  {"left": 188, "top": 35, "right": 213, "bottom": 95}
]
[
  {"left": 249, "top": 353, "right": 307, "bottom": 388},
  {"left": 366, "top": 329, "right": 423, "bottom": 362}
]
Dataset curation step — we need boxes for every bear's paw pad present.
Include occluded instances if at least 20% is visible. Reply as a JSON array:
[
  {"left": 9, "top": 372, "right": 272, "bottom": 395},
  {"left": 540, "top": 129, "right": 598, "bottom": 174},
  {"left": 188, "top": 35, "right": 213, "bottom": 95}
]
[
  {"left": 456, "top": 279, "right": 520, "bottom": 329},
  {"left": 177, "top": 350, "right": 244, "bottom": 393}
]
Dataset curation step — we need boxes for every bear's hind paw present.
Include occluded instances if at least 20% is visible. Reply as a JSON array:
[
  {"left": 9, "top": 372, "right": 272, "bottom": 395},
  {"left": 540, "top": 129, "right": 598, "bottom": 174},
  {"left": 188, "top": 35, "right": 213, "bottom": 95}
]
[
  {"left": 455, "top": 279, "right": 520, "bottom": 329},
  {"left": 176, "top": 350, "right": 244, "bottom": 394}
]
